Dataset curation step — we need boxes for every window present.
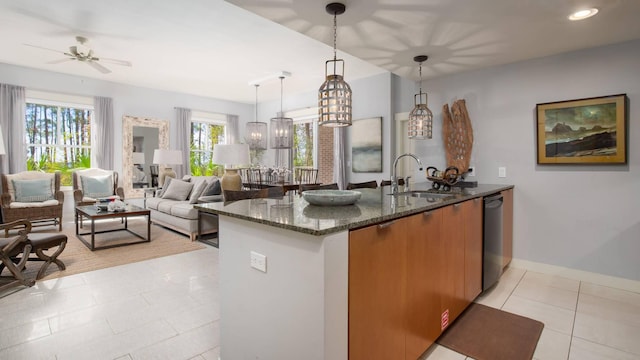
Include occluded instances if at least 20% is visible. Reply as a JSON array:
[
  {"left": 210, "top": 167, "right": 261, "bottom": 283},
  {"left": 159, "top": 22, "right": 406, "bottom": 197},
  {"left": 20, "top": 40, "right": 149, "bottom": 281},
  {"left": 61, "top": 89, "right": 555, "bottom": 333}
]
[
  {"left": 25, "top": 91, "right": 94, "bottom": 186},
  {"left": 190, "top": 111, "right": 226, "bottom": 176},
  {"left": 288, "top": 108, "right": 319, "bottom": 168}
]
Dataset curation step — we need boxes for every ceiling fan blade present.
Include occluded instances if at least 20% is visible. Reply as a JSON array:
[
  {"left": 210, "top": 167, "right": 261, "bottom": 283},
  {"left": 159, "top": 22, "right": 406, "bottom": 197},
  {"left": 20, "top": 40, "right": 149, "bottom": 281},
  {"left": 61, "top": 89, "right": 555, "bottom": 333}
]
[
  {"left": 99, "top": 57, "right": 132, "bottom": 67},
  {"left": 87, "top": 61, "right": 111, "bottom": 74},
  {"left": 23, "top": 43, "right": 66, "bottom": 54},
  {"left": 47, "top": 58, "right": 75, "bottom": 64}
]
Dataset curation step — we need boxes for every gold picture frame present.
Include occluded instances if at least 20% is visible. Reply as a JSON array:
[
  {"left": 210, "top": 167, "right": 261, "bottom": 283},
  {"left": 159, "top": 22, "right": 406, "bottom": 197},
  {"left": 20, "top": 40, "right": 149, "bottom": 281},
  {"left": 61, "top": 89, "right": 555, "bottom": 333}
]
[{"left": 536, "top": 94, "right": 627, "bottom": 164}]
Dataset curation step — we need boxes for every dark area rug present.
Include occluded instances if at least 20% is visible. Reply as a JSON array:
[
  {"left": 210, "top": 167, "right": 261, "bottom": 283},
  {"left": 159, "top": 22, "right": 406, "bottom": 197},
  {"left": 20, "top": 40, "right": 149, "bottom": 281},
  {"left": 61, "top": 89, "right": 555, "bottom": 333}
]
[{"left": 436, "top": 303, "right": 544, "bottom": 360}]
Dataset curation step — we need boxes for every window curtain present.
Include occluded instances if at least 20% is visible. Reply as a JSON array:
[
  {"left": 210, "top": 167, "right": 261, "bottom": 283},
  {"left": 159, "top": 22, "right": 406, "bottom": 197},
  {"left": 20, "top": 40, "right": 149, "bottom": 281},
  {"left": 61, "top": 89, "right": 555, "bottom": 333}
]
[
  {"left": 175, "top": 107, "right": 191, "bottom": 178},
  {"left": 226, "top": 114, "right": 239, "bottom": 144},
  {"left": 93, "top": 96, "right": 114, "bottom": 169},
  {"left": 333, "top": 127, "right": 348, "bottom": 190},
  {"left": 0, "top": 83, "right": 26, "bottom": 174}
]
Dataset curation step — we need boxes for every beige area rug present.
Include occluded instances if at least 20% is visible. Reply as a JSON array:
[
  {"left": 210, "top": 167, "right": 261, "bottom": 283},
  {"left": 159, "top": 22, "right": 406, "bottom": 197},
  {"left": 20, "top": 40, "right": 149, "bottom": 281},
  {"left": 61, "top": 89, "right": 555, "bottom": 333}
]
[{"left": 20, "top": 219, "right": 205, "bottom": 281}]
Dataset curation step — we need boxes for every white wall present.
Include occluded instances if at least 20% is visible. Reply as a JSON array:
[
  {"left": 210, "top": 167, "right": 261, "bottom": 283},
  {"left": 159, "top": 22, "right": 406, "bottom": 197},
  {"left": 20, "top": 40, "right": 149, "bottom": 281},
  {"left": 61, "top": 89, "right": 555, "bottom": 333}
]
[
  {"left": 408, "top": 39, "right": 640, "bottom": 281},
  {"left": 0, "top": 62, "right": 254, "bottom": 177}
]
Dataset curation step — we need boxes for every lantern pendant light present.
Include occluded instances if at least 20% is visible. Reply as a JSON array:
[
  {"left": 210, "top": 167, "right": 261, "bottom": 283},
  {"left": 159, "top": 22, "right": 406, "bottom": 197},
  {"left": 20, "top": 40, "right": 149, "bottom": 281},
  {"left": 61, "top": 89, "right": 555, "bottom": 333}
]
[
  {"left": 246, "top": 84, "right": 268, "bottom": 150},
  {"left": 270, "top": 76, "right": 293, "bottom": 149},
  {"left": 318, "top": 2, "right": 352, "bottom": 127},
  {"left": 408, "top": 55, "right": 433, "bottom": 139}
]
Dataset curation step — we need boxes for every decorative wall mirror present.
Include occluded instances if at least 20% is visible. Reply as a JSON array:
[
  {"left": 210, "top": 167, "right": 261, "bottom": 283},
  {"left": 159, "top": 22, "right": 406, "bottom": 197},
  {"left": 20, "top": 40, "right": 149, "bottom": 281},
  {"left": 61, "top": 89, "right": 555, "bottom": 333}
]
[{"left": 122, "top": 115, "right": 169, "bottom": 198}]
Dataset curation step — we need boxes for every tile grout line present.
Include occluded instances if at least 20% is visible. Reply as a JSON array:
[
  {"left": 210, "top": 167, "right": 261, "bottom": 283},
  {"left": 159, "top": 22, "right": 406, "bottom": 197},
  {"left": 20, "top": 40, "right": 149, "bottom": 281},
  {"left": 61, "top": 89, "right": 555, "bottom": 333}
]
[
  {"left": 566, "top": 281, "right": 582, "bottom": 360},
  {"left": 499, "top": 268, "right": 527, "bottom": 310}
]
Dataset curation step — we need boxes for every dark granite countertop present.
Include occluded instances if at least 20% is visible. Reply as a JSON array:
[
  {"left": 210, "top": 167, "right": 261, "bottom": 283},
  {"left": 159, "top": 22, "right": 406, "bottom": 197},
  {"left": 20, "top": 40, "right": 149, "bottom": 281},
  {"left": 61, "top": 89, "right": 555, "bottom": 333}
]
[{"left": 195, "top": 183, "right": 513, "bottom": 236}]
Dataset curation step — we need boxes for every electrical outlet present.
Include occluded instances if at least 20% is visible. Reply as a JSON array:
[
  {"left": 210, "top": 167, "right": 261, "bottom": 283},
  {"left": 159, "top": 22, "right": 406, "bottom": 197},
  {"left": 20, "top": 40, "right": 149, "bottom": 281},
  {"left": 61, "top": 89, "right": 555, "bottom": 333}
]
[
  {"left": 250, "top": 251, "right": 267, "bottom": 272},
  {"left": 467, "top": 166, "right": 475, "bottom": 177},
  {"left": 498, "top": 167, "right": 507, "bottom": 178}
]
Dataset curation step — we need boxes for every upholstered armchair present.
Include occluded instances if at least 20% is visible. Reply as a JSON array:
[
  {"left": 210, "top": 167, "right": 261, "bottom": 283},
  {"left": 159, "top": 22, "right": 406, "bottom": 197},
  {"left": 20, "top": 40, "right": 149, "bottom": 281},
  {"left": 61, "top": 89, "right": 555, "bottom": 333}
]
[
  {"left": 72, "top": 168, "right": 124, "bottom": 207},
  {"left": 0, "top": 171, "right": 64, "bottom": 232}
]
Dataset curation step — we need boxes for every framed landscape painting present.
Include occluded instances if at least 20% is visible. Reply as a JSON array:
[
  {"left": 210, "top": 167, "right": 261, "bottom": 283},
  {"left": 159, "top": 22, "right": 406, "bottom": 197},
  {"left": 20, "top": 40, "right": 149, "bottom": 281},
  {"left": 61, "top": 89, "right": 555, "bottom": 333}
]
[
  {"left": 351, "top": 117, "right": 382, "bottom": 172},
  {"left": 536, "top": 94, "right": 627, "bottom": 164}
]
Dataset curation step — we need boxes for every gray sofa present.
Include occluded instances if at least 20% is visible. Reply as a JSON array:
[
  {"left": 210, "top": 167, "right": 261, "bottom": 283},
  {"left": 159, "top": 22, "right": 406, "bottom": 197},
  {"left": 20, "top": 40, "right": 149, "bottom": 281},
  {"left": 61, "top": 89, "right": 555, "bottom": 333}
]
[{"left": 145, "top": 175, "right": 223, "bottom": 241}]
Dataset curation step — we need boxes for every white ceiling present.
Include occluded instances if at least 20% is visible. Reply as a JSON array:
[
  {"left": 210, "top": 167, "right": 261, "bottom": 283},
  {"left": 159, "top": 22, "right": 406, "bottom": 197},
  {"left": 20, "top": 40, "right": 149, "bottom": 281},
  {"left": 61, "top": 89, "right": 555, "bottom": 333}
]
[{"left": 1, "top": 0, "right": 639, "bottom": 104}]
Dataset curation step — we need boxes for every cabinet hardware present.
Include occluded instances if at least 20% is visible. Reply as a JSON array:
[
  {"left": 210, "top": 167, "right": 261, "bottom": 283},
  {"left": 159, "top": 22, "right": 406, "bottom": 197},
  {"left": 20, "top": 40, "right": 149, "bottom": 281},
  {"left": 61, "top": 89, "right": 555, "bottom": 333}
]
[
  {"left": 453, "top": 203, "right": 461, "bottom": 208},
  {"left": 377, "top": 221, "right": 396, "bottom": 229},
  {"left": 422, "top": 211, "right": 432, "bottom": 217},
  {"left": 474, "top": 198, "right": 480, "bottom": 203}
]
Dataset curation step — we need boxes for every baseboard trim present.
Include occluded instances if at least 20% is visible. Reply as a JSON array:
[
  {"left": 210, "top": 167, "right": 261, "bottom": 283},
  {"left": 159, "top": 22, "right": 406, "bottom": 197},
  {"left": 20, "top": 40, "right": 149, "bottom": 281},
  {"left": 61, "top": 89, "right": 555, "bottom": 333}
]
[{"left": 509, "top": 258, "right": 640, "bottom": 294}]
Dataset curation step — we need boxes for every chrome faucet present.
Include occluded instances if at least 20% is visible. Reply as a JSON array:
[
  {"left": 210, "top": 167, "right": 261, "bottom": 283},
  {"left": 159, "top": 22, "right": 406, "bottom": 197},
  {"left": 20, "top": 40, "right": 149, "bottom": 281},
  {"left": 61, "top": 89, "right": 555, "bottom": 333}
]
[{"left": 391, "top": 153, "right": 423, "bottom": 195}]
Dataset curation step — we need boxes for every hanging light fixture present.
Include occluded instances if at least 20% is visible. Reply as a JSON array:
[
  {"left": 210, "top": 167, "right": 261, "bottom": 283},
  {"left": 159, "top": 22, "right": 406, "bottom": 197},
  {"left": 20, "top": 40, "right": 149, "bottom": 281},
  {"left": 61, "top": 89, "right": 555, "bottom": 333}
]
[
  {"left": 318, "top": 2, "right": 352, "bottom": 127},
  {"left": 246, "top": 84, "right": 268, "bottom": 150},
  {"left": 270, "top": 76, "right": 293, "bottom": 149},
  {"left": 408, "top": 55, "right": 433, "bottom": 139}
]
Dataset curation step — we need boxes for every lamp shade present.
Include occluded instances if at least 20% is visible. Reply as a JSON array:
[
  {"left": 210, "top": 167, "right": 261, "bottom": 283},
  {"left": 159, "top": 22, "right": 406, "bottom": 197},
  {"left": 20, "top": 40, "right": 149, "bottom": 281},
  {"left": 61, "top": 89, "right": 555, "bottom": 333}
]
[
  {"left": 212, "top": 144, "right": 250, "bottom": 168},
  {"left": 0, "top": 127, "right": 5, "bottom": 155},
  {"left": 152, "top": 149, "right": 182, "bottom": 165},
  {"left": 132, "top": 152, "right": 145, "bottom": 164}
]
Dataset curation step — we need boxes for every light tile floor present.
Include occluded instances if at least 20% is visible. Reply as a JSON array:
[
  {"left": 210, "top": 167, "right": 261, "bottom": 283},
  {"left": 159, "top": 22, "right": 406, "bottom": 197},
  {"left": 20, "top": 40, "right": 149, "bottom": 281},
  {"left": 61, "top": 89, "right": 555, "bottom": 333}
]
[{"left": 2, "top": 247, "right": 640, "bottom": 359}]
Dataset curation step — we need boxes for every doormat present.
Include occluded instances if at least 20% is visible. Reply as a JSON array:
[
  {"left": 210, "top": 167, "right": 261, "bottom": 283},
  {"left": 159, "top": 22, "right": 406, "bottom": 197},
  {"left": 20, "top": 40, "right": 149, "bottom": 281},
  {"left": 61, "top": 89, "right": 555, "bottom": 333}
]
[{"left": 436, "top": 303, "right": 544, "bottom": 360}]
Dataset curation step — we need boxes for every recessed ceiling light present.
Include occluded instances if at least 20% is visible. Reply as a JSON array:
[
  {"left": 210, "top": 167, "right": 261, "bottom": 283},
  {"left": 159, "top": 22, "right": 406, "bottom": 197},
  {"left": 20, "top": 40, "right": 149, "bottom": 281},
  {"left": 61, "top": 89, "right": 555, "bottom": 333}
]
[{"left": 568, "top": 8, "right": 599, "bottom": 21}]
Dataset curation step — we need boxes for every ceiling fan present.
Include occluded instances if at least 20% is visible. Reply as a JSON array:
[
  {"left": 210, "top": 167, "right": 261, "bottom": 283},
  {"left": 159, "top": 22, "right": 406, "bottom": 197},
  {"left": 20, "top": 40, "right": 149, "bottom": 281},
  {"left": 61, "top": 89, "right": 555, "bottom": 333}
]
[{"left": 24, "top": 36, "right": 132, "bottom": 74}]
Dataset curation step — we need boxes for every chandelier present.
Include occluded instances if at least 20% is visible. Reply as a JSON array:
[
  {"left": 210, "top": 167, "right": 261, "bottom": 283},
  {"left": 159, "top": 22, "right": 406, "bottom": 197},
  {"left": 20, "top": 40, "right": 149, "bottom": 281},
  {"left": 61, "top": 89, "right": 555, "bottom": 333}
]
[
  {"left": 270, "top": 76, "right": 293, "bottom": 149},
  {"left": 246, "top": 84, "right": 268, "bottom": 150},
  {"left": 318, "top": 2, "right": 352, "bottom": 127},
  {"left": 408, "top": 55, "right": 433, "bottom": 139}
]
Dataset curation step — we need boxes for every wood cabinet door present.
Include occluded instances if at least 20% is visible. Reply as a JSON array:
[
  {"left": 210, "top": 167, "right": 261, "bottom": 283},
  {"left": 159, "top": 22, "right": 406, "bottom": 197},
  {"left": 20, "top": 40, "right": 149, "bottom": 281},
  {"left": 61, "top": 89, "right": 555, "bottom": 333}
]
[
  {"left": 349, "top": 217, "right": 409, "bottom": 360},
  {"left": 502, "top": 189, "right": 514, "bottom": 269},
  {"left": 463, "top": 198, "right": 483, "bottom": 303},
  {"left": 440, "top": 203, "right": 467, "bottom": 325},
  {"left": 405, "top": 208, "right": 443, "bottom": 360}
]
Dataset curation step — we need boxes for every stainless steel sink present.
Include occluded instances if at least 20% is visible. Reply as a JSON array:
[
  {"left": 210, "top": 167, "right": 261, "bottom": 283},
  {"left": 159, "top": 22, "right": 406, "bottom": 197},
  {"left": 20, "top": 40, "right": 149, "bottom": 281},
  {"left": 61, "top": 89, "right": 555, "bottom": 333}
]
[{"left": 391, "top": 190, "right": 455, "bottom": 200}]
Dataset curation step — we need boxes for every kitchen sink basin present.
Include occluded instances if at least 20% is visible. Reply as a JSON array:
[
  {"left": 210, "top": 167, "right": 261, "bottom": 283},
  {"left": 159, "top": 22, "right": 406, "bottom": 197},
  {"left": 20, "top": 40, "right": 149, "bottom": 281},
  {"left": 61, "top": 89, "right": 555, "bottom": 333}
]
[{"left": 391, "top": 191, "right": 455, "bottom": 200}]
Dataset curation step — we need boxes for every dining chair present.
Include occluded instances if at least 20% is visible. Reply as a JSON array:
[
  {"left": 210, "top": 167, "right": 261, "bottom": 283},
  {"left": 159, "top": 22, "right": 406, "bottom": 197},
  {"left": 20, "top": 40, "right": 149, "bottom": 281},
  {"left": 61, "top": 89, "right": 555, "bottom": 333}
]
[
  {"left": 346, "top": 180, "right": 378, "bottom": 190},
  {"left": 294, "top": 168, "right": 318, "bottom": 184}
]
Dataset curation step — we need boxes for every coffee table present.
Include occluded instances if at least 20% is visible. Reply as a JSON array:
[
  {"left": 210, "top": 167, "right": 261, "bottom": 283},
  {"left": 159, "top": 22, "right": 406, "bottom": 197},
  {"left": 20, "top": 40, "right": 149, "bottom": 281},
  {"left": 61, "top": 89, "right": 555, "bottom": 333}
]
[{"left": 75, "top": 204, "right": 151, "bottom": 250}]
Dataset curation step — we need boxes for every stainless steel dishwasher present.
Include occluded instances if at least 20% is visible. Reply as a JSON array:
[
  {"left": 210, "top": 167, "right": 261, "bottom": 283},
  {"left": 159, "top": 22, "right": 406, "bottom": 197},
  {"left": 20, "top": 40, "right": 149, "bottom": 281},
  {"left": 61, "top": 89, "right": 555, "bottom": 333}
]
[{"left": 483, "top": 193, "right": 504, "bottom": 291}]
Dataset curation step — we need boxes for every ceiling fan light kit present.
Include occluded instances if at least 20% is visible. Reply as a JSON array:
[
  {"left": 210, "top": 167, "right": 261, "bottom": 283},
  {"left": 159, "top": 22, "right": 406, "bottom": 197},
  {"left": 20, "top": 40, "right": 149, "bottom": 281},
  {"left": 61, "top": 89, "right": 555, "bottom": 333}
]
[
  {"left": 408, "top": 55, "right": 433, "bottom": 140},
  {"left": 318, "top": 2, "right": 352, "bottom": 127}
]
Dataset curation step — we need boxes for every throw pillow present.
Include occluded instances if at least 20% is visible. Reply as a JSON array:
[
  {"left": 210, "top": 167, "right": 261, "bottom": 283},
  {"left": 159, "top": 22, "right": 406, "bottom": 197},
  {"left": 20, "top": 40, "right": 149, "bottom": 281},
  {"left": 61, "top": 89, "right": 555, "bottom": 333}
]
[
  {"left": 80, "top": 175, "right": 113, "bottom": 198},
  {"left": 188, "top": 179, "right": 208, "bottom": 204},
  {"left": 12, "top": 179, "right": 54, "bottom": 202},
  {"left": 157, "top": 176, "right": 174, "bottom": 198},
  {"left": 161, "top": 179, "right": 194, "bottom": 201},
  {"left": 202, "top": 178, "right": 222, "bottom": 196}
]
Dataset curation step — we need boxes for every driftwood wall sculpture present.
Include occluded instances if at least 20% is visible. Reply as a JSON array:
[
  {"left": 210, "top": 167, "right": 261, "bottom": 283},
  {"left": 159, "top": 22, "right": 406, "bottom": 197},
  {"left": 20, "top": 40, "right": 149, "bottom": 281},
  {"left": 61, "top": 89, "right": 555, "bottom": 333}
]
[{"left": 442, "top": 99, "right": 473, "bottom": 173}]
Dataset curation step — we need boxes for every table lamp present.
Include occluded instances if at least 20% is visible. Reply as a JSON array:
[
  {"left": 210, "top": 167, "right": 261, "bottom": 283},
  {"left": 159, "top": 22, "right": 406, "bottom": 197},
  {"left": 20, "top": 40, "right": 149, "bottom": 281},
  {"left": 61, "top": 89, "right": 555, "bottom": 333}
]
[
  {"left": 212, "top": 144, "right": 250, "bottom": 191},
  {"left": 153, "top": 149, "right": 182, "bottom": 187}
]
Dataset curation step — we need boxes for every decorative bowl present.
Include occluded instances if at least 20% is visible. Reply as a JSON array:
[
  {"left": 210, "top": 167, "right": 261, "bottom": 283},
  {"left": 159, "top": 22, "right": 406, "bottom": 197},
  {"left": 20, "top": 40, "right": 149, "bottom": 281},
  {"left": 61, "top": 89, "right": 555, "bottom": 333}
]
[{"left": 302, "top": 190, "right": 362, "bottom": 206}]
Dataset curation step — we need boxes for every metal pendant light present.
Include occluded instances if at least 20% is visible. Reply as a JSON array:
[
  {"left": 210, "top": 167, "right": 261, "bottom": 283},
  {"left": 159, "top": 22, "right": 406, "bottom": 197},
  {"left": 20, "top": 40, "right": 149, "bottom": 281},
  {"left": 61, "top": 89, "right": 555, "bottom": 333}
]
[
  {"left": 318, "top": 2, "right": 352, "bottom": 127},
  {"left": 246, "top": 84, "right": 268, "bottom": 150},
  {"left": 270, "top": 76, "right": 293, "bottom": 149},
  {"left": 408, "top": 55, "right": 433, "bottom": 139}
]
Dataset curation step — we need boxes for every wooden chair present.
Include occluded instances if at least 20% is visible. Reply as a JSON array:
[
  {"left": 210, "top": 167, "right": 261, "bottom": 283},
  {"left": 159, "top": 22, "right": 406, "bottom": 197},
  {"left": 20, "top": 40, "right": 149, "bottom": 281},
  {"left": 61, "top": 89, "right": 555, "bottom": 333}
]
[
  {"left": 380, "top": 178, "right": 405, "bottom": 187},
  {"left": 1, "top": 171, "right": 64, "bottom": 233},
  {"left": 72, "top": 168, "right": 125, "bottom": 227},
  {"left": 0, "top": 220, "right": 35, "bottom": 292},
  {"left": 346, "top": 180, "right": 378, "bottom": 190},
  {"left": 223, "top": 187, "right": 284, "bottom": 202},
  {"left": 299, "top": 183, "right": 339, "bottom": 192},
  {"left": 294, "top": 168, "right": 318, "bottom": 184}
]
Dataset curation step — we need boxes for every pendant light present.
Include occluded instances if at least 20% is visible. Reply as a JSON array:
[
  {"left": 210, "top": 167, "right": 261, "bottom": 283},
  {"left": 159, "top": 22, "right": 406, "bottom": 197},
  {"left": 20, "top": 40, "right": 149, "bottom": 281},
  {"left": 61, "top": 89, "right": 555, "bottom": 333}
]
[
  {"left": 270, "top": 76, "right": 293, "bottom": 149},
  {"left": 318, "top": 2, "right": 352, "bottom": 127},
  {"left": 408, "top": 55, "right": 433, "bottom": 139},
  {"left": 246, "top": 84, "right": 268, "bottom": 150}
]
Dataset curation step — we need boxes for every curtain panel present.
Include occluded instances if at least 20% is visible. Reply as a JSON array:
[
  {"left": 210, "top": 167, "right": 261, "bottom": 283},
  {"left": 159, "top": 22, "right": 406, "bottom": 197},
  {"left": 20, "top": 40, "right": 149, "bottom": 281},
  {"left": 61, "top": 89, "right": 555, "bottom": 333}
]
[
  {"left": 226, "top": 114, "right": 239, "bottom": 144},
  {"left": 175, "top": 107, "right": 191, "bottom": 178},
  {"left": 0, "top": 83, "right": 26, "bottom": 174},
  {"left": 93, "top": 96, "right": 114, "bottom": 169}
]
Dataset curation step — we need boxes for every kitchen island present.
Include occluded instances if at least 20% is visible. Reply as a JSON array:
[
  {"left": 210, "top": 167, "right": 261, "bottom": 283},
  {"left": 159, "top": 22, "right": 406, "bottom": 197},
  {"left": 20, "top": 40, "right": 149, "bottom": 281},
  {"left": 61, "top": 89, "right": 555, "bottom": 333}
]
[{"left": 195, "top": 183, "right": 513, "bottom": 360}]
